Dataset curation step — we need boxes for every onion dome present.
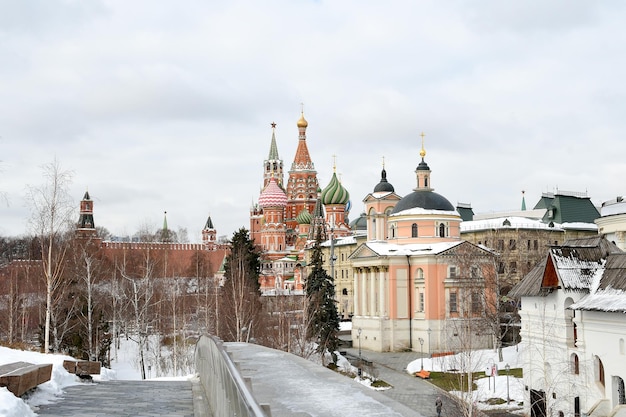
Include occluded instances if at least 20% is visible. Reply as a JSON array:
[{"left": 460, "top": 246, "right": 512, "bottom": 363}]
[
  {"left": 258, "top": 177, "right": 287, "bottom": 208},
  {"left": 373, "top": 167, "right": 395, "bottom": 192},
  {"left": 296, "top": 207, "right": 312, "bottom": 224},
  {"left": 297, "top": 112, "right": 308, "bottom": 128},
  {"left": 321, "top": 172, "right": 350, "bottom": 205},
  {"left": 391, "top": 191, "right": 454, "bottom": 214}
]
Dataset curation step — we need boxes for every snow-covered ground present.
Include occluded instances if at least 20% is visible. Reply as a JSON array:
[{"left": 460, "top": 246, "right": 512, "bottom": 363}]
[
  {"left": 1, "top": 336, "right": 525, "bottom": 416},
  {"left": 407, "top": 344, "right": 526, "bottom": 411}
]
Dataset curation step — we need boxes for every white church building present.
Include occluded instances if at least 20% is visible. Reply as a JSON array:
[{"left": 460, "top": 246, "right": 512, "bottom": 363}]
[{"left": 510, "top": 235, "right": 626, "bottom": 417}]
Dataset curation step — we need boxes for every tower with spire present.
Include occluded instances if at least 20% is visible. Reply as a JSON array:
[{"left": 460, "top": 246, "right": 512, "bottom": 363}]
[
  {"left": 363, "top": 158, "right": 401, "bottom": 241},
  {"left": 285, "top": 110, "right": 319, "bottom": 241},
  {"left": 202, "top": 214, "right": 217, "bottom": 250},
  {"left": 264, "top": 122, "right": 283, "bottom": 188},
  {"left": 76, "top": 190, "right": 99, "bottom": 240}
]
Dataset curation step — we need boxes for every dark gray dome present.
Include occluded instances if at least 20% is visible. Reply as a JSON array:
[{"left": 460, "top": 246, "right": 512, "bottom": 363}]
[
  {"left": 349, "top": 213, "right": 367, "bottom": 231},
  {"left": 391, "top": 190, "right": 455, "bottom": 214},
  {"left": 373, "top": 168, "right": 395, "bottom": 193}
]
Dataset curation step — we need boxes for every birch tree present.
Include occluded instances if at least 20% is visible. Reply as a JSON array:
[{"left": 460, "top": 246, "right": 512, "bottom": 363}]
[{"left": 26, "top": 159, "right": 74, "bottom": 353}]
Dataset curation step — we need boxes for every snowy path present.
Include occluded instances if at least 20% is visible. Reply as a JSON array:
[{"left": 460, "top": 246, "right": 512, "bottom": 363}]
[{"left": 34, "top": 380, "right": 196, "bottom": 417}]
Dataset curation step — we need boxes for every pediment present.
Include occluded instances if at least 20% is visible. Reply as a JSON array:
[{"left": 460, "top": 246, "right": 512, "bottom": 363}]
[{"left": 349, "top": 243, "right": 381, "bottom": 260}]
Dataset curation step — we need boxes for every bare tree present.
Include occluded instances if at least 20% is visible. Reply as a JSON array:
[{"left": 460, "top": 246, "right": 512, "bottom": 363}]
[{"left": 26, "top": 159, "right": 74, "bottom": 352}]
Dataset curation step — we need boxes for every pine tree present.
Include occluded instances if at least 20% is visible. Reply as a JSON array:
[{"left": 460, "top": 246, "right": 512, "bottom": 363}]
[
  {"left": 221, "top": 228, "right": 261, "bottom": 342},
  {"left": 305, "top": 230, "right": 340, "bottom": 364}
]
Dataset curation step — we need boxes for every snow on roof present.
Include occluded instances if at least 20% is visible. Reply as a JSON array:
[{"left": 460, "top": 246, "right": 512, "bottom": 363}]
[
  {"left": 473, "top": 209, "right": 546, "bottom": 221},
  {"left": 599, "top": 198, "right": 626, "bottom": 216},
  {"left": 570, "top": 287, "right": 626, "bottom": 313},
  {"left": 552, "top": 249, "right": 606, "bottom": 290},
  {"left": 321, "top": 235, "right": 358, "bottom": 247},
  {"left": 461, "top": 216, "right": 558, "bottom": 232},
  {"left": 560, "top": 222, "right": 598, "bottom": 231},
  {"left": 389, "top": 208, "right": 459, "bottom": 217},
  {"left": 364, "top": 240, "right": 463, "bottom": 256}
]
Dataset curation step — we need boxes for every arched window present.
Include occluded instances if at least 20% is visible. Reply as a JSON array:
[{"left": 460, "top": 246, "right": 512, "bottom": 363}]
[
  {"left": 439, "top": 223, "right": 446, "bottom": 238},
  {"left": 571, "top": 353, "right": 579, "bottom": 374},
  {"left": 390, "top": 225, "right": 396, "bottom": 238},
  {"left": 412, "top": 223, "right": 418, "bottom": 237},
  {"left": 595, "top": 356, "right": 605, "bottom": 387}
]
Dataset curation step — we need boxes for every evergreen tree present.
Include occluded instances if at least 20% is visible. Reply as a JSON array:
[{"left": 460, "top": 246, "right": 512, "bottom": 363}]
[
  {"left": 221, "top": 228, "right": 262, "bottom": 342},
  {"left": 305, "top": 230, "right": 340, "bottom": 364}
]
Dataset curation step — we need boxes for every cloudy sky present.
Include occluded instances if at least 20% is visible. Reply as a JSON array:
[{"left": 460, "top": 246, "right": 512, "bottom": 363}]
[{"left": 1, "top": 0, "right": 625, "bottom": 242}]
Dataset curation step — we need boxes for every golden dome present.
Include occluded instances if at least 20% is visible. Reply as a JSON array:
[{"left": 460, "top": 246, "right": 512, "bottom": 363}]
[{"left": 297, "top": 112, "right": 308, "bottom": 128}]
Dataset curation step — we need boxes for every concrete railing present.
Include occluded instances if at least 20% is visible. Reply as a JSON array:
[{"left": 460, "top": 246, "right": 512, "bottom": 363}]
[{"left": 195, "top": 335, "right": 269, "bottom": 417}]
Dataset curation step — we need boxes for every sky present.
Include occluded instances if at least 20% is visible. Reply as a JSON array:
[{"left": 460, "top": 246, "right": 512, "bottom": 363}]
[
  {"left": 2, "top": 1, "right": 626, "bottom": 242},
  {"left": 0, "top": 340, "right": 525, "bottom": 417}
]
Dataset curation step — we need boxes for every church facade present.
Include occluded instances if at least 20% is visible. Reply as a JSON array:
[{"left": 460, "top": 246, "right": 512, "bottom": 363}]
[{"left": 350, "top": 139, "right": 498, "bottom": 353}]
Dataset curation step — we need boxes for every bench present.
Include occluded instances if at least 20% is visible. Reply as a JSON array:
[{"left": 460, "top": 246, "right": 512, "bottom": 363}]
[
  {"left": 63, "top": 360, "right": 101, "bottom": 375},
  {"left": 415, "top": 369, "right": 431, "bottom": 379},
  {"left": 0, "top": 362, "right": 53, "bottom": 397}
]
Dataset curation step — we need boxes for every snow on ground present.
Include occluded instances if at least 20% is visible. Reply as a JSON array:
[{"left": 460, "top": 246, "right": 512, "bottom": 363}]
[
  {"left": 407, "top": 344, "right": 526, "bottom": 410},
  {"left": 0, "top": 346, "right": 79, "bottom": 417},
  {"left": 0, "top": 336, "right": 193, "bottom": 417}
]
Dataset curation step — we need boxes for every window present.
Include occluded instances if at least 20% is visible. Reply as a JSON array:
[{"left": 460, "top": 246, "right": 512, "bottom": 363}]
[
  {"left": 412, "top": 223, "right": 418, "bottom": 237},
  {"left": 571, "top": 353, "right": 580, "bottom": 374},
  {"left": 450, "top": 292, "right": 458, "bottom": 313},
  {"left": 534, "top": 240, "right": 539, "bottom": 250},
  {"left": 419, "top": 292, "right": 425, "bottom": 312},
  {"left": 471, "top": 292, "right": 482, "bottom": 313},
  {"left": 471, "top": 266, "right": 480, "bottom": 278},
  {"left": 439, "top": 223, "right": 446, "bottom": 237},
  {"left": 497, "top": 262, "right": 505, "bottom": 274},
  {"left": 342, "top": 288, "right": 348, "bottom": 296},
  {"left": 527, "top": 240, "right": 531, "bottom": 250},
  {"left": 497, "top": 239, "right": 504, "bottom": 251},
  {"left": 509, "top": 239, "right": 517, "bottom": 250},
  {"left": 390, "top": 225, "right": 395, "bottom": 238},
  {"left": 417, "top": 268, "right": 424, "bottom": 280},
  {"left": 510, "top": 261, "right": 517, "bottom": 273},
  {"left": 449, "top": 266, "right": 457, "bottom": 278}
]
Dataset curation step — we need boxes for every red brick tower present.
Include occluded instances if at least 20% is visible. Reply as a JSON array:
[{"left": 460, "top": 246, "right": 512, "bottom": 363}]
[
  {"left": 285, "top": 111, "right": 319, "bottom": 241},
  {"left": 76, "top": 190, "right": 98, "bottom": 240},
  {"left": 202, "top": 215, "right": 217, "bottom": 250}
]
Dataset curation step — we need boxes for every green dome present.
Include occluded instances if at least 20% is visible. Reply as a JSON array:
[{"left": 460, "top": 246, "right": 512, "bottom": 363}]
[
  {"left": 321, "top": 172, "right": 350, "bottom": 205},
  {"left": 296, "top": 208, "right": 312, "bottom": 224}
]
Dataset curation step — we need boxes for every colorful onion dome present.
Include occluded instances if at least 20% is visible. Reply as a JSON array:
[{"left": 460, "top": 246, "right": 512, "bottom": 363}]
[
  {"left": 258, "top": 177, "right": 287, "bottom": 208},
  {"left": 321, "top": 172, "right": 350, "bottom": 205},
  {"left": 296, "top": 207, "right": 312, "bottom": 224}
]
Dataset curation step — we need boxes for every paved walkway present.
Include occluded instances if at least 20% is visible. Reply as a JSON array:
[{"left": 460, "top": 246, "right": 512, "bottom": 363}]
[
  {"left": 344, "top": 347, "right": 465, "bottom": 417},
  {"left": 35, "top": 380, "right": 198, "bottom": 417}
]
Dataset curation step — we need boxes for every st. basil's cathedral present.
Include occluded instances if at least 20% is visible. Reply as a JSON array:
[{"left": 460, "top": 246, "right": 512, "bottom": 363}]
[{"left": 250, "top": 112, "right": 352, "bottom": 294}]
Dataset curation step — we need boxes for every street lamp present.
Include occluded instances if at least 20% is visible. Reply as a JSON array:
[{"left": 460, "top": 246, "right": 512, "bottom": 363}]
[
  {"left": 357, "top": 328, "right": 362, "bottom": 377},
  {"left": 505, "top": 363, "right": 510, "bottom": 404},
  {"left": 427, "top": 328, "right": 432, "bottom": 358},
  {"left": 418, "top": 337, "right": 424, "bottom": 370}
]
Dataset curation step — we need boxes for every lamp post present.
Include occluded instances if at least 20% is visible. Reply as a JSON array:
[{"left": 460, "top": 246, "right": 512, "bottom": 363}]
[
  {"left": 418, "top": 337, "right": 424, "bottom": 371},
  {"left": 427, "top": 328, "right": 432, "bottom": 358},
  {"left": 505, "top": 363, "right": 510, "bottom": 404},
  {"left": 357, "top": 328, "right": 362, "bottom": 377}
]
